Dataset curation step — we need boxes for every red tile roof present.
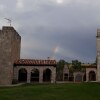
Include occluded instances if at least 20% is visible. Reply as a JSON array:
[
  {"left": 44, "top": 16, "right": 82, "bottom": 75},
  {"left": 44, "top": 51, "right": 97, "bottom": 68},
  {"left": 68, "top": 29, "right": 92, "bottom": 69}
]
[{"left": 14, "top": 59, "right": 57, "bottom": 66}]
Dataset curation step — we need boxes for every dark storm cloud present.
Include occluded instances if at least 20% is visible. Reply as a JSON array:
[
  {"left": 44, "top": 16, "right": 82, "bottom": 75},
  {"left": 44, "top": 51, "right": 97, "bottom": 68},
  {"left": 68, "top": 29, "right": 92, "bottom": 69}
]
[{"left": 0, "top": 0, "right": 100, "bottom": 63}]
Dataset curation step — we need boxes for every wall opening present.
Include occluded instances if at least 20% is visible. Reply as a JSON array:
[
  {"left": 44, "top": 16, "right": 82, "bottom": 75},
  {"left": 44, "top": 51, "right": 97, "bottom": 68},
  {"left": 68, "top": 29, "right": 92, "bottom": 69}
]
[
  {"left": 64, "top": 73, "right": 68, "bottom": 81},
  {"left": 89, "top": 71, "right": 96, "bottom": 81},
  {"left": 18, "top": 68, "right": 27, "bottom": 82},
  {"left": 75, "top": 74, "right": 82, "bottom": 82},
  {"left": 31, "top": 69, "right": 39, "bottom": 82},
  {"left": 43, "top": 69, "right": 51, "bottom": 82},
  {"left": 83, "top": 74, "right": 86, "bottom": 81}
]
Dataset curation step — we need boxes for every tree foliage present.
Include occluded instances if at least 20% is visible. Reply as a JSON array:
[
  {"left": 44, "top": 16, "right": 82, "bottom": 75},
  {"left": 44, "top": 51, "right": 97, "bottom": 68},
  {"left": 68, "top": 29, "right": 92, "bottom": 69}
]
[
  {"left": 72, "top": 60, "right": 82, "bottom": 72},
  {"left": 56, "top": 60, "right": 66, "bottom": 81}
]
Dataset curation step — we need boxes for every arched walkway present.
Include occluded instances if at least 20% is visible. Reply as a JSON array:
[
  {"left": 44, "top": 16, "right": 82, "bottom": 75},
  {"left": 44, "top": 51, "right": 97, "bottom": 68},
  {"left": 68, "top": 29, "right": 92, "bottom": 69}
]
[
  {"left": 18, "top": 68, "right": 27, "bottom": 82},
  {"left": 31, "top": 69, "right": 39, "bottom": 82},
  {"left": 43, "top": 69, "right": 51, "bottom": 82},
  {"left": 89, "top": 71, "right": 96, "bottom": 81},
  {"left": 75, "top": 74, "right": 82, "bottom": 82}
]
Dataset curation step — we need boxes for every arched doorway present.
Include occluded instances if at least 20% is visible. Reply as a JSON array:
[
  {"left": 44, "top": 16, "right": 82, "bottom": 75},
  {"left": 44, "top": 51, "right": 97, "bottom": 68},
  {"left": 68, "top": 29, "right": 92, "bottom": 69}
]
[
  {"left": 31, "top": 69, "right": 39, "bottom": 82},
  {"left": 43, "top": 69, "right": 51, "bottom": 82},
  {"left": 75, "top": 74, "right": 82, "bottom": 82},
  {"left": 18, "top": 68, "right": 27, "bottom": 82},
  {"left": 89, "top": 71, "right": 96, "bottom": 81},
  {"left": 83, "top": 74, "right": 86, "bottom": 81},
  {"left": 64, "top": 73, "right": 68, "bottom": 81},
  {"left": 69, "top": 74, "right": 74, "bottom": 81}
]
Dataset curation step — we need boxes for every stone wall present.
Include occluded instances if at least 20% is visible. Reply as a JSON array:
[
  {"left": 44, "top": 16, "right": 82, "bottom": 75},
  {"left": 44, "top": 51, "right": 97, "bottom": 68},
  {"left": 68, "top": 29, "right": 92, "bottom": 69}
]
[
  {"left": 0, "top": 26, "right": 21, "bottom": 85},
  {"left": 97, "top": 29, "right": 100, "bottom": 82}
]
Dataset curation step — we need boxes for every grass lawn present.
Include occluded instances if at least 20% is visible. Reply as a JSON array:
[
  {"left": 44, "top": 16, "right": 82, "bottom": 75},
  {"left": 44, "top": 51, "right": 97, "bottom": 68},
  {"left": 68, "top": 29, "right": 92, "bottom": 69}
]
[{"left": 0, "top": 83, "right": 100, "bottom": 100}]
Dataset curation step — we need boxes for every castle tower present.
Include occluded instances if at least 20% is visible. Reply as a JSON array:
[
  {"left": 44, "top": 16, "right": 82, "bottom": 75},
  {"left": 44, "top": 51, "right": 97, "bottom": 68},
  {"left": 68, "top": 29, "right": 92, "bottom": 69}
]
[
  {"left": 0, "top": 26, "right": 21, "bottom": 85},
  {"left": 97, "top": 29, "right": 100, "bottom": 82}
]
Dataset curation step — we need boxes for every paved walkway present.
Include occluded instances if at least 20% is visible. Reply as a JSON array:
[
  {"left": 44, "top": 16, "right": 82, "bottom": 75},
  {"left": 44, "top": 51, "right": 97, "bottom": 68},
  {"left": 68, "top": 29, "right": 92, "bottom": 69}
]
[{"left": 0, "top": 83, "right": 25, "bottom": 87}]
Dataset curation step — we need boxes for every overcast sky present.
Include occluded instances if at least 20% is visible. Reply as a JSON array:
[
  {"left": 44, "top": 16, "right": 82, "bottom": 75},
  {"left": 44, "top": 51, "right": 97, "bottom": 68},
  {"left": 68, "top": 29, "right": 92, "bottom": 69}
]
[{"left": 0, "top": 0, "right": 100, "bottom": 63}]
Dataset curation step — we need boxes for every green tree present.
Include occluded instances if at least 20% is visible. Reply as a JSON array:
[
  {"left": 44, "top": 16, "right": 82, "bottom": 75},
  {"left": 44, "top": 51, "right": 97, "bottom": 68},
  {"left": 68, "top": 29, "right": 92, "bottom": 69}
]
[
  {"left": 72, "top": 60, "right": 82, "bottom": 72},
  {"left": 56, "top": 60, "right": 66, "bottom": 81}
]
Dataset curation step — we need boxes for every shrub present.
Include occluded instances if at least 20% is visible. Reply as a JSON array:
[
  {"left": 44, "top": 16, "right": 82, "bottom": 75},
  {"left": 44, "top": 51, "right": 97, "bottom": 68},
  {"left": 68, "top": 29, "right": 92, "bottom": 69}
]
[{"left": 12, "top": 79, "right": 18, "bottom": 84}]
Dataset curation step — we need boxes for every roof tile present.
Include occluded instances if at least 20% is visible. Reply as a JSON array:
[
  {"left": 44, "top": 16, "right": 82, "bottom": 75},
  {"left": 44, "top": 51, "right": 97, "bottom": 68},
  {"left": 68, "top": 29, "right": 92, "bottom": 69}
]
[{"left": 14, "top": 59, "right": 57, "bottom": 66}]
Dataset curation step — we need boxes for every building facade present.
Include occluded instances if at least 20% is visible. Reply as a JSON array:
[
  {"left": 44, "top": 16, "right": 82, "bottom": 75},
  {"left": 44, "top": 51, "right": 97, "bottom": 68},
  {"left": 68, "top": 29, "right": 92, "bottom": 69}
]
[
  {"left": 0, "top": 26, "right": 100, "bottom": 85},
  {"left": 63, "top": 64, "right": 97, "bottom": 82},
  {"left": 14, "top": 59, "right": 56, "bottom": 83},
  {"left": 0, "top": 26, "right": 56, "bottom": 85}
]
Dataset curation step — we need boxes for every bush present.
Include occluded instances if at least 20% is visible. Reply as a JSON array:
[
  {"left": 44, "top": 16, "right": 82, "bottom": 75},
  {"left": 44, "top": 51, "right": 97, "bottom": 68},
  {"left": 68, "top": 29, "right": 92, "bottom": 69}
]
[{"left": 12, "top": 79, "right": 18, "bottom": 84}]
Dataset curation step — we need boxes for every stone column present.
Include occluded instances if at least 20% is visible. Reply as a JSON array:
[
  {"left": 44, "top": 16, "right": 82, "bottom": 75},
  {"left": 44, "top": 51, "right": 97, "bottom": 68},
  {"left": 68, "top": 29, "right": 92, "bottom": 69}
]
[
  {"left": 39, "top": 68, "right": 43, "bottom": 83},
  {"left": 51, "top": 71, "right": 53, "bottom": 83},
  {"left": 74, "top": 76, "right": 75, "bottom": 82},
  {"left": 27, "top": 71, "right": 31, "bottom": 83},
  {"left": 97, "top": 57, "right": 100, "bottom": 82},
  {"left": 86, "top": 70, "right": 89, "bottom": 82},
  {"left": 16, "top": 68, "right": 19, "bottom": 81},
  {"left": 96, "top": 71, "right": 98, "bottom": 82},
  {"left": 82, "top": 74, "right": 84, "bottom": 82},
  {"left": 51, "top": 67, "right": 56, "bottom": 83},
  {"left": 73, "top": 73, "right": 75, "bottom": 82},
  {"left": 63, "top": 73, "right": 64, "bottom": 81}
]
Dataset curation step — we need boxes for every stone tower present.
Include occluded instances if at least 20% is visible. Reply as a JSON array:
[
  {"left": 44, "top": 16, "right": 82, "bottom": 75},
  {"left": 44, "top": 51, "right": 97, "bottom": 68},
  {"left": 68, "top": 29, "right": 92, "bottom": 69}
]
[
  {"left": 0, "top": 26, "right": 21, "bottom": 85},
  {"left": 97, "top": 29, "right": 100, "bottom": 82}
]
